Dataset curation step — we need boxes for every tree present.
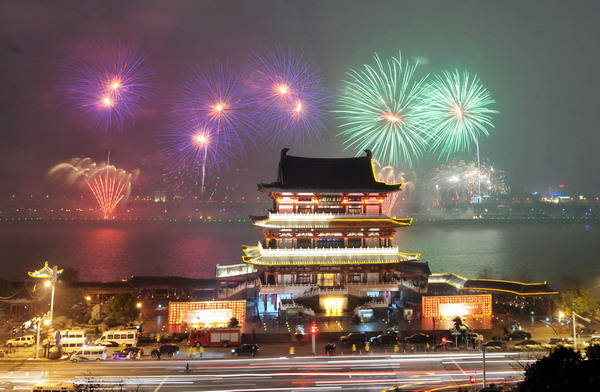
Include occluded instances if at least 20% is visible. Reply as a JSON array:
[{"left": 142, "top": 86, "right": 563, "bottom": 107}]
[
  {"left": 556, "top": 285, "right": 598, "bottom": 316},
  {"left": 514, "top": 346, "right": 600, "bottom": 391},
  {"left": 60, "top": 266, "right": 80, "bottom": 282},
  {"left": 228, "top": 317, "right": 239, "bottom": 328},
  {"left": 56, "top": 290, "right": 90, "bottom": 324},
  {"left": 0, "top": 277, "right": 13, "bottom": 320},
  {"left": 105, "top": 293, "right": 138, "bottom": 327}
]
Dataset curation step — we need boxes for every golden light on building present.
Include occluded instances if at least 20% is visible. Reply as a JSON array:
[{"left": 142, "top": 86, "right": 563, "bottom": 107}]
[{"left": 321, "top": 296, "right": 345, "bottom": 317}]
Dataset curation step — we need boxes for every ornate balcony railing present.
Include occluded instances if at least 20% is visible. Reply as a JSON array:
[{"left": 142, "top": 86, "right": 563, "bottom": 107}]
[{"left": 257, "top": 241, "right": 400, "bottom": 255}]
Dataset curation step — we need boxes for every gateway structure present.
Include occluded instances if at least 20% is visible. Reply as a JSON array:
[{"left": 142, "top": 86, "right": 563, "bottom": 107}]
[{"left": 218, "top": 149, "right": 431, "bottom": 317}]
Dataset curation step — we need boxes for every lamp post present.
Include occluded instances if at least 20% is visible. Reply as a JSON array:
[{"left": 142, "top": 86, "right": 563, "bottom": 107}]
[
  {"left": 572, "top": 311, "right": 591, "bottom": 350},
  {"left": 28, "top": 262, "right": 62, "bottom": 327},
  {"left": 35, "top": 315, "right": 50, "bottom": 359},
  {"left": 482, "top": 344, "right": 487, "bottom": 389}
]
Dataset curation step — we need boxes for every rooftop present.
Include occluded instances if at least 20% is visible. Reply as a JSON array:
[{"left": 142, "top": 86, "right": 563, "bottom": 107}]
[
  {"left": 251, "top": 213, "right": 412, "bottom": 229},
  {"left": 242, "top": 243, "right": 423, "bottom": 266},
  {"left": 428, "top": 273, "right": 558, "bottom": 296},
  {"left": 258, "top": 148, "right": 401, "bottom": 193}
]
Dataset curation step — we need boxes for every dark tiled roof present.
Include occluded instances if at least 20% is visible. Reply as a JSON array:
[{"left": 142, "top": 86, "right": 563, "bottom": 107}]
[{"left": 258, "top": 149, "right": 401, "bottom": 193}]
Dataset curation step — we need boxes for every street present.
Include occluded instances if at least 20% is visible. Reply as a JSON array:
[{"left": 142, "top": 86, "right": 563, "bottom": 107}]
[{"left": 0, "top": 351, "right": 529, "bottom": 392}]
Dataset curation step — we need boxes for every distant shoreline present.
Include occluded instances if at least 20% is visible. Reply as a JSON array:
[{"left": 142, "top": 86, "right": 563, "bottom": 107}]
[{"left": 0, "top": 215, "right": 597, "bottom": 226}]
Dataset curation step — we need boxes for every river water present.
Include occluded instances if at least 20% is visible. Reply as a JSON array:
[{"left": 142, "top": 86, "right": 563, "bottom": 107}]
[{"left": 1, "top": 220, "right": 598, "bottom": 291}]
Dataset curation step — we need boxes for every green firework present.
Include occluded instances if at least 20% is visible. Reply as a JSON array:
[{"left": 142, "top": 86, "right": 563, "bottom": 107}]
[
  {"left": 425, "top": 70, "right": 499, "bottom": 158},
  {"left": 336, "top": 53, "right": 431, "bottom": 167}
]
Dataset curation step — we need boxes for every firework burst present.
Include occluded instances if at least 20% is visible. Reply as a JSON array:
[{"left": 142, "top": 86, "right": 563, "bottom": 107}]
[
  {"left": 59, "top": 40, "right": 153, "bottom": 132},
  {"left": 248, "top": 46, "right": 329, "bottom": 147},
  {"left": 48, "top": 158, "right": 139, "bottom": 219},
  {"left": 424, "top": 70, "right": 498, "bottom": 158},
  {"left": 161, "top": 62, "right": 252, "bottom": 194},
  {"left": 427, "top": 159, "right": 508, "bottom": 205},
  {"left": 336, "top": 53, "right": 431, "bottom": 167}
]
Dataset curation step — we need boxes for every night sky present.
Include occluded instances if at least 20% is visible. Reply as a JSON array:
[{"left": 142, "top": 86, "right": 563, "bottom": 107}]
[{"left": 1, "top": 0, "right": 599, "bottom": 199}]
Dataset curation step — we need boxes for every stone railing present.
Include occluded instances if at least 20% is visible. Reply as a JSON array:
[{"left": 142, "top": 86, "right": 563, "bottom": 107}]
[
  {"left": 215, "top": 263, "right": 257, "bottom": 278},
  {"left": 267, "top": 212, "right": 387, "bottom": 220},
  {"left": 279, "top": 301, "right": 316, "bottom": 316},
  {"left": 217, "top": 278, "right": 261, "bottom": 299},
  {"left": 257, "top": 241, "right": 399, "bottom": 255}
]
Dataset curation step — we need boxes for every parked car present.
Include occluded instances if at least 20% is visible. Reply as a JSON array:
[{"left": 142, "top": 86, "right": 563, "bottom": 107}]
[
  {"left": 403, "top": 333, "right": 431, "bottom": 344},
  {"left": 467, "top": 332, "right": 484, "bottom": 342},
  {"left": 577, "top": 328, "right": 597, "bottom": 338},
  {"left": 113, "top": 347, "right": 144, "bottom": 359},
  {"left": 505, "top": 330, "right": 531, "bottom": 341},
  {"left": 515, "top": 340, "right": 542, "bottom": 349},
  {"left": 543, "top": 338, "right": 573, "bottom": 349},
  {"left": 231, "top": 344, "right": 259, "bottom": 356},
  {"left": 150, "top": 345, "right": 179, "bottom": 358},
  {"left": 585, "top": 337, "right": 600, "bottom": 346},
  {"left": 369, "top": 334, "right": 397, "bottom": 345},
  {"left": 483, "top": 340, "right": 506, "bottom": 350},
  {"left": 6, "top": 335, "right": 35, "bottom": 348},
  {"left": 339, "top": 333, "right": 367, "bottom": 345}
]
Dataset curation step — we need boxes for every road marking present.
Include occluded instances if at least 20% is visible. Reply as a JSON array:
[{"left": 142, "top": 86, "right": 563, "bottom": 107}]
[{"left": 153, "top": 376, "right": 169, "bottom": 392}]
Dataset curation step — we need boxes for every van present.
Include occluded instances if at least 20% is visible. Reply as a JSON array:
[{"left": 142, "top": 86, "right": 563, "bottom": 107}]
[
  {"left": 95, "top": 329, "right": 138, "bottom": 347},
  {"left": 70, "top": 346, "right": 107, "bottom": 362},
  {"left": 6, "top": 334, "right": 35, "bottom": 348},
  {"left": 51, "top": 329, "right": 87, "bottom": 345},
  {"left": 31, "top": 382, "right": 77, "bottom": 391}
]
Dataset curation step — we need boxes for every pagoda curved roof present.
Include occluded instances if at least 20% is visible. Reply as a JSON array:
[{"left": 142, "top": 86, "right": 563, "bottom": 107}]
[
  {"left": 242, "top": 243, "right": 422, "bottom": 266},
  {"left": 258, "top": 149, "right": 401, "bottom": 193},
  {"left": 251, "top": 214, "right": 412, "bottom": 229}
]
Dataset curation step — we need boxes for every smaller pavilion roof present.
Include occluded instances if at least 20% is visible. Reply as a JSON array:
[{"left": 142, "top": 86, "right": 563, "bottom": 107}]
[
  {"left": 28, "top": 261, "right": 63, "bottom": 279},
  {"left": 258, "top": 149, "right": 401, "bottom": 193}
]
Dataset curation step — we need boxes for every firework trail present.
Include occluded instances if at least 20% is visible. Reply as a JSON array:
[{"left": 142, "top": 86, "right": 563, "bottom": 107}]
[
  {"left": 426, "top": 159, "right": 508, "bottom": 205},
  {"left": 336, "top": 52, "right": 431, "bottom": 167},
  {"left": 248, "top": 46, "right": 329, "bottom": 147},
  {"left": 48, "top": 158, "right": 139, "bottom": 219},
  {"left": 161, "top": 62, "right": 251, "bottom": 194},
  {"left": 59, "top": 40, "right": 153, "bottom": 132},
  {"left": 424, "top": 70, "right": 498, "bottom": 158}
]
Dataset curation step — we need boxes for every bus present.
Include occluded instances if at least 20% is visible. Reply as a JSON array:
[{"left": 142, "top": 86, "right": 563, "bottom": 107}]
[
  {"left": 31, "top": 382, "right": 77, "bottom": 392},
  {"left": 95, "top": 329, "right": 138, "bottom": 347},
  {"left": 188, "top": 328, "right": 241, "bottom": 348}
]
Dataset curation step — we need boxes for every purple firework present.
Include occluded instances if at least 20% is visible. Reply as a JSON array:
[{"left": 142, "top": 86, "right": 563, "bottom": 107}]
[
  {"left": 59, "top": 40, "right": 153, "bottom": 132},
  {"left": 248, "top": 46, "right": 330, "bottom": 147},
  {"left": 160, "top": 62, "right": 251, "bottom": 193}
]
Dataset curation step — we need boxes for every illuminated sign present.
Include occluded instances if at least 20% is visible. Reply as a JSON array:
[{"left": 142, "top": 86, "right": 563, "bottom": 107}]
[
  {"left": 422, "top": 295, "right": 492, "bottom": 318},
  {"left": 182, "top": 309, "right": 232, "bottom": 325},
  {"left": 168, "top": 300, "right": 246, "bottom": 326}
]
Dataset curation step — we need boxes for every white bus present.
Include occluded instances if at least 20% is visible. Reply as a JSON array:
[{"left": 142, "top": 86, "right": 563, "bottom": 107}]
[
  {"left": 95, "top": 329, "right": 138, "bottom": 347},
  {"left": 31, "top": 382, "right": 77, "bottom": 392},
  {"left": 70, "top": 346, "right": 108, "bottom": 362},
  {"left": 46, "top": 329, "right": 88, "bottom": 353}
]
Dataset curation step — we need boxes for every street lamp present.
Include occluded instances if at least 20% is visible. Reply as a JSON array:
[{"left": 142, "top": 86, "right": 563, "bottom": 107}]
[
  {"left": 572, "top": 311, "right": 591, "bottom": 350},
  {"left": 35, "top": 315, "right": 50, "bottom": 359},
  {"left": 482, "top": 344, "right": 487, "bottom": 389},
  {"left": 28, "top": 262, "right": 62, "bottom": 327}
]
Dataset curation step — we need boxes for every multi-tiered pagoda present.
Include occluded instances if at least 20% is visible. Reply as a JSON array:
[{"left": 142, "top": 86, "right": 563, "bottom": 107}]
[{"left": 242, "top": 149, "right": 430, "bottom": 316}]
